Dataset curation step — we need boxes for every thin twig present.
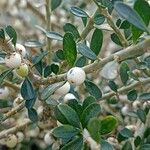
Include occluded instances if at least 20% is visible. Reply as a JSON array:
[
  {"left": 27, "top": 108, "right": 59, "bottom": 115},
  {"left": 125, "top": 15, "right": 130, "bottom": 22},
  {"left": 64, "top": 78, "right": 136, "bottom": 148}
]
[
  {"left": 100, "top": 77, "right": 150, "bottom": 101},
  {"left": 45, "top": 0, "right": 52, "bottom": 64},
  {"left": 0, "top": 119, "right": 31, "bottom": 139},
  {"left": 93, "top": 0, "right": 128, "bottom": 47},
  {"left": 33, "top": 38, "right": 150, "bottom": 85},
  {"left": 0, "top": 101, "right": 25, "bottom": 123}
]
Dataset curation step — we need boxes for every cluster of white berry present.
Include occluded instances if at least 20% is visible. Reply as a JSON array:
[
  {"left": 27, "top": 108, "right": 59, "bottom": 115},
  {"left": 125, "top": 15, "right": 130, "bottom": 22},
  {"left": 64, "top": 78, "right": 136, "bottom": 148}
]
[
  {"left": 51, "top": 67, "right": 86, "bottom": 102},
  {"left": 0, "top": 44, "right": 29, "bottom": 100}
]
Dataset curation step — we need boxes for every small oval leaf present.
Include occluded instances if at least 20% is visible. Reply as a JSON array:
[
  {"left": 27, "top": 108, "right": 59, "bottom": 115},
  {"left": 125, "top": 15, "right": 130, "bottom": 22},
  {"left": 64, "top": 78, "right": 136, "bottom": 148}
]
[
  {"left": 46, "top": 31, "right": 63, "bottom": 41},
  {"left": 63, "top": 33, "right": 77, "bottom": 66},
  {"left": 77, "top": 43, "right": 97, "bottom": 60},
  {"left": 114, "top": 2, "right": 149, "bottom": 33},
  {"left": 70, "top": 6, "right": 89, "bottom": 18}
]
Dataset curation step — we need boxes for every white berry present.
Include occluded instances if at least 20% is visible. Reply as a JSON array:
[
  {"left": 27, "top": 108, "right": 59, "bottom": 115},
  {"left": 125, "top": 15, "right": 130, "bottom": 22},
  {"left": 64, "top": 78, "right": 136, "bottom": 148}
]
[
  {"left": 5, "top": 134, "right": 18, "bottom": 148},
  {"left": 64, "top": 93, "right": 76, "bottom": 103},
  {"left": 16, "top": 132, "right": 24, "bottom": 143},
  {"left": 15, "top": 63, "right": 29, "bottom": 77},
  {"left": 67, "top": 67, "right": 86, "bottom": 86},
  {"left": 132, "top": 100, "right": 141, "bottom": 110},
  {"left": 16, "top": 43, "right": 27, "bottom": 58},
  {"left": 121, "top": 105, "right": 129, "bottom": 116},
  {"left": 0, "top": 86, "right": 9, "bottom": 99},
  {"left": 5, "top": 52, "right": 22, "bottom": 68},
  {"left": 54, "top": 82, "right": 70, "bottom": 96},
  {"left": 44, "top": 132, "right": 55, "bottom": 145}
]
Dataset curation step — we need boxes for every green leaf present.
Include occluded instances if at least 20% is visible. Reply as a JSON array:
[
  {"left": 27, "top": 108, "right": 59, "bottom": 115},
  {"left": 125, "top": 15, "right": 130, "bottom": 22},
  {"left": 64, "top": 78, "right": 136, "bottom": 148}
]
[
  {"left": 0, "top": 29, "right": 5, "bottom": 39},
  {"left": 75, "top": 56, "right": 86, "bottom": 67},
  {"left": 44, "top": 65, "right": 52, "bottom": 77},
  {"left": 28, "top": 108, "right": 38, "bottom": 122},
  {"left": 100, "top": 116, "right": 118, "bottom": 135},
  {"left": 94, "top": 13, "right": 105, "bottom": 25},
  {"left": 70, "top": 6, "right": 89, "bottom": 18},
  {"left": 139, "top": 144, "right": 150, "bottom": 150},
  {"left": 63, "top": 23, "right": 80, "bottom": 40},
  {"left": 108, "top": 80, "right": 118, "bottom": 92},
  {"left": 82, "top": 17, "right": 88, "bottom": 27},
  {"left": 84, "top": 80, "right": 102, "bottom": 100},
  {"left": 24, "top": 40, "right": 44, "bottom": 48},
  {"left": 52, "top": 125, "right": 79, "bottom": 139},
  {"left": 139, "top": 93, "right": 150, "bottom": 101},
  {"left": 90, "top": 28, "right": 103, "bottom": 56},
  {"left": 0, "top": 100, "right": 11, "bottom": 108},
  {"left": 51, "top": 63, "right": 59, "bottom": 74},
  {"left": 134, "top": 136, "right": 142, "bottom": 147},
  {"left": 82, "top": 96, "right": 96, "bottom": 110},
  {"left": 77, "top": 43, "right": 97, "bottom": 60},
  {"left": 137, "top": 108, "right": 146, "bottom": 124},
  {"left": 46, "top": 31, "right": 63, "bottom": 41},
  {"left": 128, "top": 71, "right": 139, "bottom": 81},
  {"left": 63, "top": 33, "right": 77, "bottom": 66},
  {"left": 127, "top": 89, "right": 137, "bottom": 101},
  {"left": 101, "top": 140, "right": 113, "bottom": 150},
  {"left": 119, "top": 62, "right": 130, "bottom": 85},
  {"left": 41, "top": 82, "right": 65, "bottom": 100},
  {"left": 58, "top": 104, "right": 81, "bottom": 128},
  {"left": 119, "top": 128, "right": 134, "bottom": 138},
  {"left": 34, "top": 60, "right": 43, "bottom": 76},
  {"left": 61, "top": 136, "right": 83, "bottom": 150},
  {"left": 5, "top": 25, "right": 17, "bottom": 46},
  {"left": 132, "top": 0, "right": 150, "bottom": 42},
  {"left": 0, "top": 69, "right": 13, "bottom": 85},
  {"left": 25, "top": 92, "right": 37, "bottom": 109},
  {"left": 114, "top": 2, "right": 148, "bottom": 33},
  {"left": 51, "top": 0, "right": 62, "bottom": 11},
  {"left": 87, "top": 118, "right": 101, "bottom": 143},
  {"left": 81, "top": 103, "right": 101, "bottom": 127},
  {"left": 120, "top": 20, "right": 130, "bottom": 29},
  {"left": 45, "top": 97, "right": 59, "bottom": 106},
  {"left": 21, "top": 78, "right": 35, "bottom": 101},
  {"left": 66, "top": 99, "right": 83, "bottom": 118},
  {"left": 111, "top": 33, "right": 122, "bottom": 46},
  {"left": 56, "top": 49, "right": 65, "bottom": 60},
  {"left": 54, "top": 106, "right": 69, "bottom": 124},
  {"left": 32, "top": 51, "right": 48, "bottom": 66},
  {"left": 122, "top": 141, "right": 133, "bottom": 150}
]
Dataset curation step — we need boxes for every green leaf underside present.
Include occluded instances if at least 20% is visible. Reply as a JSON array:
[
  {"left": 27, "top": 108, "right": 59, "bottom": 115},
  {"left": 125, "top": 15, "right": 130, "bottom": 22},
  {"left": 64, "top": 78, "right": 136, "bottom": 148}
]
[
  {"left": 114, "top": 2, "right": 148, "bottom": 33},
  {"left": 70, "top": 6, "right": 89, "bottom": 18},
  {"left": 77, "top": 43, "right": 97, "bottom": 60},
  {"left": 21, "top": 78, "right": 35, "bottom": 101}
]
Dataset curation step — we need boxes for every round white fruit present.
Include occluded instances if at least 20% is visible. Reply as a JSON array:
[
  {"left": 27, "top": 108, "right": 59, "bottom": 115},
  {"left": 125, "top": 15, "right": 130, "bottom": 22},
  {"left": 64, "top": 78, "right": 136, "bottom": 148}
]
[
  {"left": 64, "top": 93, "right": 76, "bottom": 103},
  {"left": 132, "top": 100, "right": 141, "bottom": 110},
  {"left": 0, "top": 86, "right": 9, "bottom": 99},
  {"left": 121, "top": 105, "right": 129, "bottom": 116},
  {"left": 16, "top": 132, "right": 24, "bottom": 143},
  {"left": 5, "top": 52, "right": 22, "bottom": 68},
  {"left": 15, "top": 63, "right": 29, "bottom": 77},
  {"left": 16, "top": 43, "right": 27, "bottom": 58},
  {"left": 5, "top": 134, "right": 18, "bottom": 148},
  {"left": 44, "top": 132, "right": 55, "bottom": 145},
  {"left": 67, "top": 67, "right": 86, "bottom": 86},
  {"left": 54, "top": 82, "right": 70, "bottom": 96}
]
